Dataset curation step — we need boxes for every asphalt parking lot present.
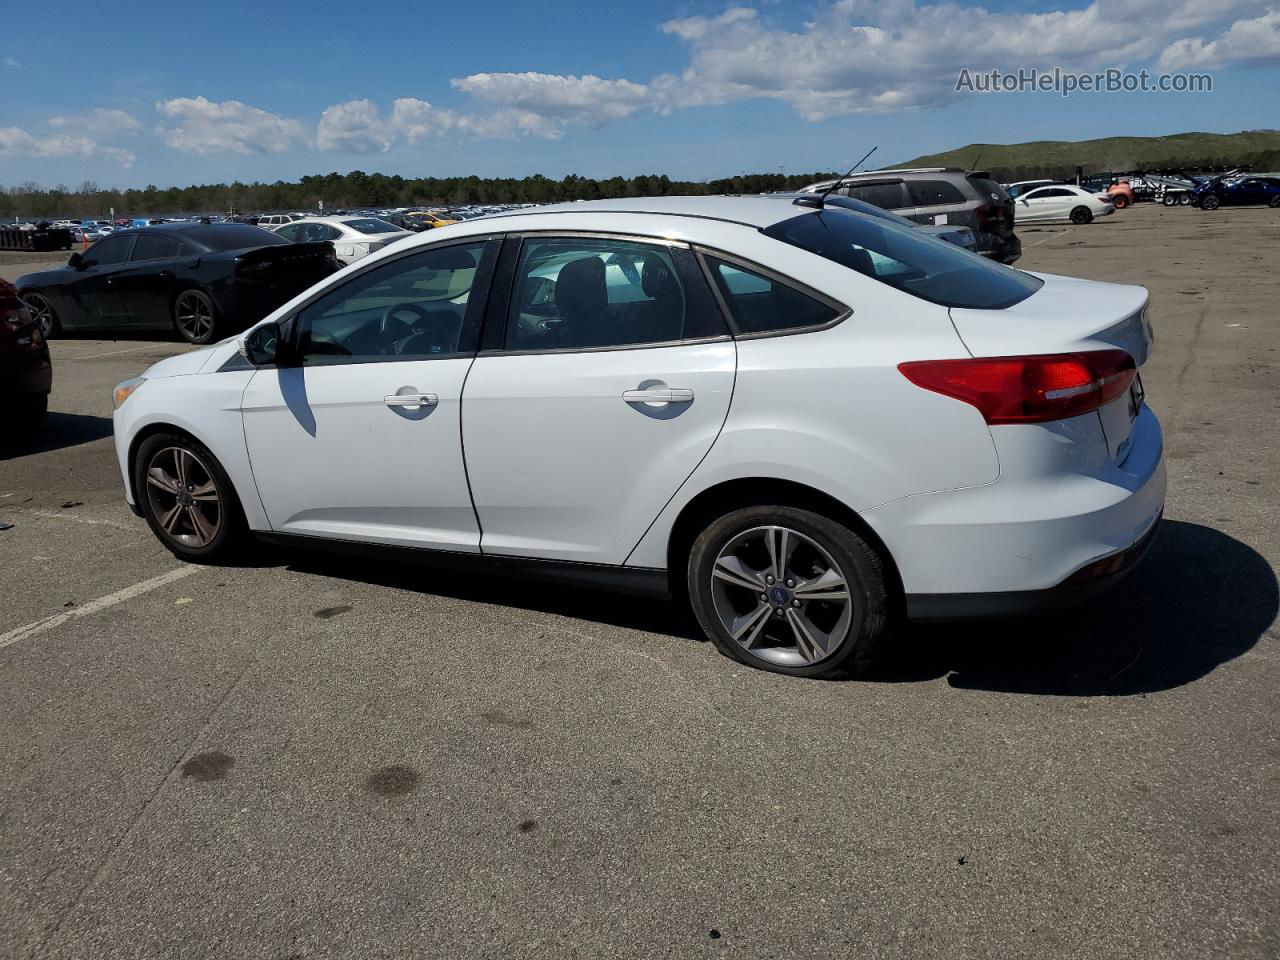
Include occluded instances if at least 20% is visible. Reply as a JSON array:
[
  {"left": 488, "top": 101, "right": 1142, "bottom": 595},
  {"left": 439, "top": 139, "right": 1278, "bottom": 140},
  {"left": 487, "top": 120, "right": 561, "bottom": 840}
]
[{"left": 2, "top": 204, "right": 1278, "bottom": 959}]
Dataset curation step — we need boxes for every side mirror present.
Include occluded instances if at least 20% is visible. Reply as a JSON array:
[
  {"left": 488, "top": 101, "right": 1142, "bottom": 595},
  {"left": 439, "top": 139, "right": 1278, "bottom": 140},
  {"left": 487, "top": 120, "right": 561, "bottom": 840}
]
[
  {"left": 68, "top": 252, "right": 84, "bottom": 269},
  {"left": 240, "top": 321, "right": 294, "bottom": 366}
]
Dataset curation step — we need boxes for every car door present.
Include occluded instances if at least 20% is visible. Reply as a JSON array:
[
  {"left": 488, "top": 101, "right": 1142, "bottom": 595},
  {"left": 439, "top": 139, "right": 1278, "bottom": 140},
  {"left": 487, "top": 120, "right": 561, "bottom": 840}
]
[
  {"left": 461, "top": 233, "right": 736, "bottom": 565},
  {"left": 69, "top": 233, "right": 134, "bottom": 323},
  {"left": 1017, "top": 187, "right": 1061, "bottom": 221},
  {"left": 240, "top": 237, "right": 499, "bottom": 550},
  {"left": 113, "top": 233, "right": 184, "bottom": 327}
]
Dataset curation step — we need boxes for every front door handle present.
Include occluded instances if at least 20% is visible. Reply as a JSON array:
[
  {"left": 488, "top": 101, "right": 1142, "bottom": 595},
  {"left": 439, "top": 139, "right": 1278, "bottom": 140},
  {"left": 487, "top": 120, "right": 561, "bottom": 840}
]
[
  {"left": 384, "top": 392, "right": 438, "bottom": 407},
  {"left": 622, "top": 387, "right": 694, "bottom": 404}
]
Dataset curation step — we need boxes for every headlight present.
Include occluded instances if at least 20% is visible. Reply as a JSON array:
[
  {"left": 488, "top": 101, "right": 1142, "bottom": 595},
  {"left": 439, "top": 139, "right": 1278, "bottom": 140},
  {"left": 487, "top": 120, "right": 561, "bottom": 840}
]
[{"left": 112, "top": 376, "right": 146, "bottom": 410}]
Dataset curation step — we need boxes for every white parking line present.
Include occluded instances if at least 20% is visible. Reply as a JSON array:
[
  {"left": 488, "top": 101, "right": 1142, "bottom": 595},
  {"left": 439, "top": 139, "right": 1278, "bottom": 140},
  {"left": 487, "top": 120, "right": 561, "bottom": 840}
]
[
  {"left": 0, "top": 566, "right": 202, "bottom": 651},
  {"left": 64, "top": 344, "right": 170, "bottom": 361}
]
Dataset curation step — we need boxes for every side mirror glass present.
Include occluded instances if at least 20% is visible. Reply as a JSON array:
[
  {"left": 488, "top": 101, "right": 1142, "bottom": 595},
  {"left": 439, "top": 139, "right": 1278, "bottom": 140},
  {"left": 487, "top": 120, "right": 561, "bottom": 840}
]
[{"left": 241, "top": 321, "right": 287, "bottom": 366}]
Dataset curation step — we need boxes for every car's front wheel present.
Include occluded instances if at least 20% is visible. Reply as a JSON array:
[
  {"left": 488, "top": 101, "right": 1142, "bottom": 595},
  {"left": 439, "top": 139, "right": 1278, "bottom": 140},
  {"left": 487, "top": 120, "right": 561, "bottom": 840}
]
[
  {"left": 22, "top": 292, "right": 61, "bottom": 338},
  {"left": 134, "top": 432, "right": 246, "bottom": 562},
  {"left": 688, "top": 506, "right": 889, "bottom": 678},
  {"left": 172, "top": 289, "right": 220, "bottom": 344},
  {"left": 1070, "top": 206, "right": 1093, "bottom": 225},
  {"left": 1269, "top": 196, "right": 1280, "bottom": 208}
]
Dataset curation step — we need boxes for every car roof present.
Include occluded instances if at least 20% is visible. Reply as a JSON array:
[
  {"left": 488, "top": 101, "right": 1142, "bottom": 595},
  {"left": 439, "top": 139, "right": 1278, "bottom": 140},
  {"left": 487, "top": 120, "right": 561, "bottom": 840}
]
[{"left": 473, "top": 195, "right": 816, "bottom": 230}]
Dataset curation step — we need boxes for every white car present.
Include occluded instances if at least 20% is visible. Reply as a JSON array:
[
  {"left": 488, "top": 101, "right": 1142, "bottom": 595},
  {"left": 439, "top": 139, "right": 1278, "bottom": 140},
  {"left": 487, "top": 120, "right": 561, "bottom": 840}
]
[
  {"left": 1014, "top": 185, "right": 1116, "bottom": 225},
  {"left": 111, "top": 196, "right": 1164, "bottom": 679},
  {"left": 257, "top": 213, "right": 306, "bottom": 230},
  {"left": 273, "top": 216, "right": 413, "bottom": 265}
]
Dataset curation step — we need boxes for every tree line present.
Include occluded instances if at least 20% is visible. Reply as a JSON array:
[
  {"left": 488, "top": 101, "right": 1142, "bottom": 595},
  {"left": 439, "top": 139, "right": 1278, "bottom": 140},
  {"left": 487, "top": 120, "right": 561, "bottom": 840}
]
[{"left": 0, "top": 171, "right": 840, "bottom": 219}]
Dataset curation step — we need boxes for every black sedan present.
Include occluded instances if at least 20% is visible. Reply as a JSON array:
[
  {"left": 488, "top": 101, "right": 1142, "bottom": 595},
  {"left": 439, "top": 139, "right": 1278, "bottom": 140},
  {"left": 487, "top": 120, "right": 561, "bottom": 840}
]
[
  {"left": 17, "top": 222, "right": 340, "bottom": 344},
  {"left": 1193, "top": 175, "right": 1280, "bottom": 210},
  {"left": 1, "top": 278, "right": 52, "bottom": 440}
]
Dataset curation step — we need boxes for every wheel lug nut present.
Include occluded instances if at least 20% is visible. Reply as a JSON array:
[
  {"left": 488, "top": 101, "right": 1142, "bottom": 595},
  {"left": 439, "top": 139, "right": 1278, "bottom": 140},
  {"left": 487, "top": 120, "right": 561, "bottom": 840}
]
[
  {"left": 786, "top": 579, "right": 794, "bottom": 587},
  {"left": 760, "top": 594, "right": 768, "bottom": 602},
  {"left": 792, "top": 599, "right": 801, "bottom": 607},
  {"left": 766, "top": 576, "right": 775, "bottom": 584},
  {"left": 774, "top": 609, "right": 785, "bottom": 617}
]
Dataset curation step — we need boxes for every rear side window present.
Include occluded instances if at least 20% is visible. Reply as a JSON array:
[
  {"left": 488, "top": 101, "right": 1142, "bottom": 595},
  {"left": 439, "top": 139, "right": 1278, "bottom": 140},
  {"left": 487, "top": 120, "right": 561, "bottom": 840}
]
[
  {"left": 130, "top": 235, "right": 180, "bottom": 261},
  {"left": 504, "top": 237, "right": 722, "bottom": 352},
  {"left": 705, "top": 257, "right": 841, "bottom": 335},
  {"left": 187, "top": 225, "right": 287, "bottom": 250},
  {"left": 844, "top": 181, "right": 908, "bottom": 210},
  {"left": 762, "top": 209, "right": 1042, "bottom": 310},
  {"left": 906, "top": 180, "right": 967, "bottom": 207}
]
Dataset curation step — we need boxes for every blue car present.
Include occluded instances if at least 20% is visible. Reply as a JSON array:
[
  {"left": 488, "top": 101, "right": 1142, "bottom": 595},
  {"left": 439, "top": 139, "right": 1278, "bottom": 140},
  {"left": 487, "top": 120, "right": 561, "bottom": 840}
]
[{"left": 1194, "top": 175, "right": 1280, "bottom": 210}]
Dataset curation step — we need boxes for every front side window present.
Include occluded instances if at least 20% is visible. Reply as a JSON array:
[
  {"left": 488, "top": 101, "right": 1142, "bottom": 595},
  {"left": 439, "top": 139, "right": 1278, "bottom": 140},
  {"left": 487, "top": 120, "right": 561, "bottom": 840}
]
[
  {"left": 84, "top": 235, "right": 132, "bottom": 266},
  {"left": 706, "top": 258, "right": 841, "bottom": 335},
  {"left": 505, "top": 237, "right": 718, "bottom": 351},
  {"left": 295, "top": 241, "right": 490, "bottom": 365},
  {"left": 761, "top": 208, "right": 1043, "bottom": 310}
]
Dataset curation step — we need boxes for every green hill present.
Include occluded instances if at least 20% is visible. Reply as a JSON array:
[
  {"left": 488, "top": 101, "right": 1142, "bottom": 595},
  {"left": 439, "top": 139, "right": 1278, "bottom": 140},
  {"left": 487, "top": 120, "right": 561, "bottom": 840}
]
[{"left": 892, "top": 131, "right": 1280, "bottom": 180}]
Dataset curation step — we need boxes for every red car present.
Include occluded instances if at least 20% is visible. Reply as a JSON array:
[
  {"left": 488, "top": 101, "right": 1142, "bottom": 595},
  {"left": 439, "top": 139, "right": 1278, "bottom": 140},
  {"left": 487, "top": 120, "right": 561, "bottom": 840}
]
[{"left": 1, "top": 277, "right": 52, "bottom": 440}]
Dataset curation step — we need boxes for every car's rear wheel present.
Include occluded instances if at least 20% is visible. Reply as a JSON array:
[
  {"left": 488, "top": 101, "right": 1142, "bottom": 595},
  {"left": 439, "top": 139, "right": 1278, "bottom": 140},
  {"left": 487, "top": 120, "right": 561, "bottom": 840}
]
[
  {"left": 22, "top": 292, "right": 61, "bottom": 338},
  {"left": 1269, "top": 196, "right": 1280, "bottom": 208},
  {"left": 173, "top": 289, "right": 219, "bottom": 344},
  {"left": 134, "top": 432, "right": 245, "bottom": 562},
  {"left": 688, "top": 505, "right": 889, "bottom": 678},
  {"left": 1070, "top": 206, "right": 1093, "bottom": 225}
]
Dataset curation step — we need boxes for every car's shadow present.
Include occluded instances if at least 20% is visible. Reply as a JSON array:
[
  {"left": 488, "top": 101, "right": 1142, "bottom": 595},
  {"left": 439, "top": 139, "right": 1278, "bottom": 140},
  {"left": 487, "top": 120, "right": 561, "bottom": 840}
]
[
  {"left": 0, "top": 412, "right": 114, "bottom": 459},
  {"left": 873, "top": 520, "right": 1277, "bottom": 696},
  {"left": 270, "top": 520, "right": 1275, "bottom": 696}
]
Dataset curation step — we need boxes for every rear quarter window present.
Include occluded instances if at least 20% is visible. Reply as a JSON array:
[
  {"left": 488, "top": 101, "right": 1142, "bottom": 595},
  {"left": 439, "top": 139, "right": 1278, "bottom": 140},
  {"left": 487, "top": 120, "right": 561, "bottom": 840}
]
[{"left": 844, "top": 181, "right": 908, "bottom": 210}]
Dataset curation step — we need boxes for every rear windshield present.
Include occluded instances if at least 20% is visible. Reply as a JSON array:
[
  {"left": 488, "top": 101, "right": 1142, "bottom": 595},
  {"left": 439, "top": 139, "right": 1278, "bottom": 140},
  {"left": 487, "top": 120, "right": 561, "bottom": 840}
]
[
  {"left": 343, "top": 218, "right": 403, "bottom": 235},
  {"left": 762, "top": 209, "right": 1042, "bottom": 310},
  {"left": 966, "top": 177, "right": 1009, "bottom": 202},
  {"left": 186, "top": 225, "right": 288, "bottom": 250}
]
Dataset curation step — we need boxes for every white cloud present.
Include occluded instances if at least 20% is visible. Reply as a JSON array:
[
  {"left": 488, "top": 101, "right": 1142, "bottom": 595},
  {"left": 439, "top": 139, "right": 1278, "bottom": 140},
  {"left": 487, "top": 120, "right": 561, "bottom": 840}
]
[
  {"left": 316, "top": 99, "right": 394, "bottom": 153},
  {"left": 0, "top": 127, "right": 134, "bottom": 166},
  {"left": 3, "top": 57, "right": 20, "bottom": 69},
  {"left": 1158, "top": 9, "right": 1280, "bottom": 70},
  {"left": 155, "top": 96, "right": 309, "bottom": 154},
  {"left": 389, "top": 98, "right": 461, "bottom": 143},
  {"left": 651, "top": 0, "right": 1275, "bottom": 118},
  {"left": 451, "top": 72, "right": 651, "bottom": 138},
  {"left": 49, "top": 108, "right": 142, "bottom": 135}
]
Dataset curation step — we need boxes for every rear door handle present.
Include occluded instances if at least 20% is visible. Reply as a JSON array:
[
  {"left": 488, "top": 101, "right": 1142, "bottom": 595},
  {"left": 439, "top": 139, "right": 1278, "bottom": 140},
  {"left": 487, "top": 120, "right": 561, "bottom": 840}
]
[
  {"left": 622, "top": 387, "right": 694, "bottom": 404},
  {"left": 384, "top": 392, "right": 438, "bottom": 407}
]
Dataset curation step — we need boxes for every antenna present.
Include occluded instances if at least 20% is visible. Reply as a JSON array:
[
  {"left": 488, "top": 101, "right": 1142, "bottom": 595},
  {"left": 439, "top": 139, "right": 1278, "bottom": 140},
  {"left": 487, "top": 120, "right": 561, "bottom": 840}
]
[
  {"left": 793, "top": 146, "right": 878, "bottom": 209},
  {"left": 968, "top": 153, "right": 982, "bottom": 172}
]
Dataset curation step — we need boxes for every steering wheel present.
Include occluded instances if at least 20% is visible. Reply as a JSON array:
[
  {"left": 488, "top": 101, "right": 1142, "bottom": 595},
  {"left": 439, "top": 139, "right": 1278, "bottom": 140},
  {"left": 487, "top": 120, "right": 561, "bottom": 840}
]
[{"left": 379, "top": 302, "right": 435, "bottom": 341}]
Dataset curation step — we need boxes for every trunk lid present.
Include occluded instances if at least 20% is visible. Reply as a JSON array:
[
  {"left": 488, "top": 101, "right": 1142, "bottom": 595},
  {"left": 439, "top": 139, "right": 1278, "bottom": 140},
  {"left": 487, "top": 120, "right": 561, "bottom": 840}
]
[
  {"left": 949, "top": 272, "right": 1153, "bottom": 462},
  {"left": 234, "top": 241, "right": 339, "bottom": 287}
]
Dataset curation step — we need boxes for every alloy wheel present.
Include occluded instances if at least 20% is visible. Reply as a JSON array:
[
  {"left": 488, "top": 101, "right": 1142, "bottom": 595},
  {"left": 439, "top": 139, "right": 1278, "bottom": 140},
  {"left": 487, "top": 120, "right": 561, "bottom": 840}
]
[
  {"left": 144, "top": 446, "right": 222, "bottom": 548},
  {"left": 710, "top": 525, "right": 854, "bottom": 667},
  {"left": 23, "top": 293, "right": 55, "bottom": 338},
  {"left": 174, "top": 292, "right": 214, "bottom": 342}
]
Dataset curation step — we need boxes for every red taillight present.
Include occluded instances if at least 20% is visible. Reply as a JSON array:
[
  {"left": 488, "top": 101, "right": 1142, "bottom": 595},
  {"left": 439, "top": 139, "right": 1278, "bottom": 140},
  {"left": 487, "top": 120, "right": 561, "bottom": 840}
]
[
  {"left": 973, "top": 203, "right": 1007, "bottom": 224},
  {"left": 898, "top": 350, "right": 1136, "bottom": 425}
]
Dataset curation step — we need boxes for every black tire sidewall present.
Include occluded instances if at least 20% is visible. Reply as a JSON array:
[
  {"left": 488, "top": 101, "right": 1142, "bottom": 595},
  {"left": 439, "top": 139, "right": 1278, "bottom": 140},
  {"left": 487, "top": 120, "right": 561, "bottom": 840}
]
[
  {"left": 687, "top": 505, "right": 889, "bottom": 679},
  {"left": 173, "top": 289, "right": 219, "bottom": 344},
  {"left": 1201, "top": 196, "right": 1218, "bottom": 209},
  {"left": 1070, "top": 207, "right": 1092, "bottom": 224},
  {"left": 1270, "top": 196, "right": 1280, "bottom": 208},
  {"left": 133, "top": 431, "right": 244, "bottom": 562}
]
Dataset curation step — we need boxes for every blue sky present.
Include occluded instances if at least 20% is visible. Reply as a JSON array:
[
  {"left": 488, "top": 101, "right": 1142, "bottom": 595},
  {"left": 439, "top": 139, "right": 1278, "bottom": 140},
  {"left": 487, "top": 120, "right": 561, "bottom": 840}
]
[{"left": 1, "top": 0, "right": 1278, "bottom": 188}]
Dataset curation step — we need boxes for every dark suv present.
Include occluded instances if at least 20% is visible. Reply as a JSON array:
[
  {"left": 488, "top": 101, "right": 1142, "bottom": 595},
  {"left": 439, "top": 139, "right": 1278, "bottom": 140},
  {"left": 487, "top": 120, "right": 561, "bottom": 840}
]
[{"left": 801, "top": 168, "right": 1021, "bottom": 264}]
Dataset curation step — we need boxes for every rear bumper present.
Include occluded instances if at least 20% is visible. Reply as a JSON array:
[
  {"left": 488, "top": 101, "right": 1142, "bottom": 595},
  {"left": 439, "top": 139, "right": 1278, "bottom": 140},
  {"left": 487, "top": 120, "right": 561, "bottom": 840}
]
[
  {"left": 0, "top": 352, "right": 52, "bottom": 400},
  {"left": 866, "top": 405, "right": 1166, "bottom": 619},
  {"left": 905, "top": 514, "right": 1161, "bottom": 620},
  {"left": 978, "top": 232, "right": 1021, "bottom": 265}
]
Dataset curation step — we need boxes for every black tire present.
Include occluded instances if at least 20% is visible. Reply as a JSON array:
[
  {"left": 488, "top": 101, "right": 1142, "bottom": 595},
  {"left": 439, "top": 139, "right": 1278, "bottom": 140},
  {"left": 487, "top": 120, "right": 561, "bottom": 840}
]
[
  {"left": 1069, "top": 206, "right": 1093, "bottom": 225},
  {"left": 1200, "top": 195, "right": 1220, "bottom": 210},
  {"left": 133, "top": 431, "right": 247, "bottom": 563},
  {"left": 1180, "top": 194, "right": 1193, "bottom": 206},
  {"left": 1269, "top": 196, "right": 1280, "bottom": 208},
  {"left": 172, "top": 289, "right": 220, "bottom": 344},
  {"left": 687, "top": 505, "right": 890, "bottom": 679},
  {"left": 1162, "top": 194, "right": 1177, "bottom": 207},
  {"left": 22, "top": 292, "right": 61, "bottom": 338}
]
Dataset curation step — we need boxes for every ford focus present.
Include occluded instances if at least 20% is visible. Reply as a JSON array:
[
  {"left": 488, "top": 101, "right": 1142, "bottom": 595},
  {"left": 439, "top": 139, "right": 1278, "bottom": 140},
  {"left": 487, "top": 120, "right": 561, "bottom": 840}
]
[{"left": 111, "top": 197, "right": 1165, "bottom": 678}]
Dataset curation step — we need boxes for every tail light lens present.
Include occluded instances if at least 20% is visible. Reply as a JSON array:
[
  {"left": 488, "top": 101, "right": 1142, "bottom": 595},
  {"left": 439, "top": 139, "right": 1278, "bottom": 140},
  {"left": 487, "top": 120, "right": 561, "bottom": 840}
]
[
  {"left": 236, "top": 259, "right": 271, "bottom": 278},
  {"left": 898, "top": 350, "right": 1136, "bottom": 425}
]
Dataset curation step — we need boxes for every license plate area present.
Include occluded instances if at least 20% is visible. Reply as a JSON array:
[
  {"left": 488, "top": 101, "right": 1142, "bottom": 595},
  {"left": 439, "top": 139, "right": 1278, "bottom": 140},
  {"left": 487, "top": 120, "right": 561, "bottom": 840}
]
[{"left": 1127, "top": 372, "right": 1145, "bottom": 421}]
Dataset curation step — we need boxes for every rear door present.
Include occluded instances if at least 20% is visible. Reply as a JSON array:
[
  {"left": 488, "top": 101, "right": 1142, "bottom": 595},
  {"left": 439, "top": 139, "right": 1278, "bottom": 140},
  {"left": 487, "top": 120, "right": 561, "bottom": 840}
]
[{"left": 461, "top": 233, "right": 735, "bottom": 564}]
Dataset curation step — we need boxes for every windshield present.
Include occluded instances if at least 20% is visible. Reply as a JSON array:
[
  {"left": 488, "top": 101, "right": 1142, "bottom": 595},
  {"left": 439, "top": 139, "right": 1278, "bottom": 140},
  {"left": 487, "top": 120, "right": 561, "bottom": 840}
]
[
  {"left": 343, "top": 218, "right": 404, "bottom": 235},
  {"left": 762, "top": 209, "right": 1042, "bottom": 310}
]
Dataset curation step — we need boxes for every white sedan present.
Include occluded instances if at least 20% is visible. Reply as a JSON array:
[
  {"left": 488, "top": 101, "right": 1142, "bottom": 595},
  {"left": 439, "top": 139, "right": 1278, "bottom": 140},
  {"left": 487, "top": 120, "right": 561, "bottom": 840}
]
[
  {"left": 110, "top": 196, "right": 1164, "bottom": 679},
  {"left": 1013, "top": 184, "right": 1116, "bottom": 224},
  {"left": 273, "top": 216, "right": 413, "bottom": 265}
]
